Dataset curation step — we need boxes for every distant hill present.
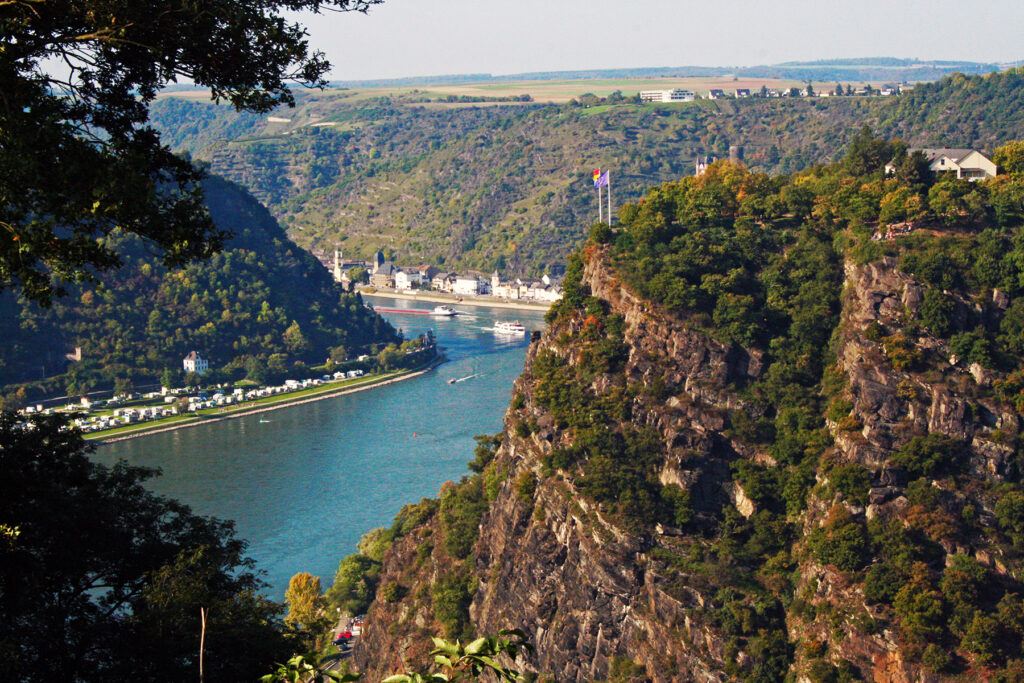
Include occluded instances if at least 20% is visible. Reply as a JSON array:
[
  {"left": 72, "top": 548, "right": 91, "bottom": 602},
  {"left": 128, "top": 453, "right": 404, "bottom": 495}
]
[
  {"left": 148, "top": 68, "right": 1024, "bottom": 278},
  {"left": 0, "top": 174, "right": 397, "bottom": 394},
  {"left": 325, "top": 58, "right": 1018, "bottom": 88}
]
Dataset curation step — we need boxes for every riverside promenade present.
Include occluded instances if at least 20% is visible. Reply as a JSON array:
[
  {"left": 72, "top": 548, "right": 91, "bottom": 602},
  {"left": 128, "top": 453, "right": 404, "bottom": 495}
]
[{"left": 360, "top": 288, "right": 551, "bottom": 312}]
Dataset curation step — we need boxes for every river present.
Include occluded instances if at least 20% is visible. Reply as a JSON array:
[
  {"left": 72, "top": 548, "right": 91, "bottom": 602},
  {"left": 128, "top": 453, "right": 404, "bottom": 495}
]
[{"left": 92, "top": 295, "right": 547, "bottom": 598}]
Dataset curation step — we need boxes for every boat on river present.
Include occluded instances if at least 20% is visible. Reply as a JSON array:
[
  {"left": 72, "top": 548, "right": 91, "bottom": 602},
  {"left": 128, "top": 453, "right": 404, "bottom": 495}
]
[
  {"left": 493, "top": 320, "right": 526, "bottom": 335},
  {"left": 431, "top": 305, "right": 458, "bottom": 316}
]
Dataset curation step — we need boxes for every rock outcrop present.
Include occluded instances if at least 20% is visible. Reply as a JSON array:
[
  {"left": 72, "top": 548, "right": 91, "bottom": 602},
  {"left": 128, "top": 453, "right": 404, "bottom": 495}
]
[{"left": 354, "top": 247, "right": 1024, "bottom": 682}]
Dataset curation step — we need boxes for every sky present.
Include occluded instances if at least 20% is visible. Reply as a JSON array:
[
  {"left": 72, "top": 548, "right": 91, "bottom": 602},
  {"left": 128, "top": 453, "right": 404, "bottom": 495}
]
[{"left": 293, "top": 0, "right": 1024, "bottom": 81}]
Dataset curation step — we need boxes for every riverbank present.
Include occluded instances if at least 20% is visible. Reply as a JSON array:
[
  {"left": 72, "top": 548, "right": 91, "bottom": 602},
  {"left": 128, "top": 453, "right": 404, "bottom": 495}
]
[
  {"left": 90, "top": 356, "right": 445, "bottom": 445},
  {"left": 360, "top": 289, "right": 551, "bottom": 312}
]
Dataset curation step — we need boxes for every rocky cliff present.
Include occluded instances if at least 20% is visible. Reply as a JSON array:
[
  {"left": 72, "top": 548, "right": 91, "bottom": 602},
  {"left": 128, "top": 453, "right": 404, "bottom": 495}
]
[{"left": 351, "top": 237, "right": 1024, "bottom": 681}]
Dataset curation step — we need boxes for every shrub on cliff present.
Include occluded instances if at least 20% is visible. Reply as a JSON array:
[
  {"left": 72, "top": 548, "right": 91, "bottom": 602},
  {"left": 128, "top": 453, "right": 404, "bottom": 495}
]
[
  {"left": 440, "top": 477, "right": 488, "bottom": 560},
  {"left": 807, "top": 506, "right": 868, "bottom": 572},
  {"left": 892, "top": 433, "right": 966, "bottom": 478}
]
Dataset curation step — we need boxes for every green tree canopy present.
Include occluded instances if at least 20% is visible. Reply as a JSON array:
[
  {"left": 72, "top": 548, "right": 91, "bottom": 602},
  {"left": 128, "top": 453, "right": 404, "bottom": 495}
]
[
  {"left": 0, "top": 412, "right": 291, "bottom": 680},
  {"left": 0, "top": 0, "right": 380, "bottom": 304}
]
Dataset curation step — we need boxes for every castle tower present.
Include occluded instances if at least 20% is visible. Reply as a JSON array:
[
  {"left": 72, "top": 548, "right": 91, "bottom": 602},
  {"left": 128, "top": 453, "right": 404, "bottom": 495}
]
[
  {"left": 373, "top": 250, "right": 385, "bottom": 274},
  {"left": 333, "top": 249, "right": 343, "bottom": 282}
]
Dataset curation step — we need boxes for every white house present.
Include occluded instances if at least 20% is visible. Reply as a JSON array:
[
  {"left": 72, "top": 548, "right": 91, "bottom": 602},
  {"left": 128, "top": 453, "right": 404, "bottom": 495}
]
[
  {"left": 639, "top": 89, "right": 695, "bottom": 103},
  {"left": 886, "top": 148, "right": 997, "bottom": 182},
  {"left": 395, "top": 269, "right": 423, "bottom": 290},
  {"left": 453, "top": 276, "right": 482, "bottom": 296},
  {"left": 182, "top": 350, "right": 209, "bottom": 375}
]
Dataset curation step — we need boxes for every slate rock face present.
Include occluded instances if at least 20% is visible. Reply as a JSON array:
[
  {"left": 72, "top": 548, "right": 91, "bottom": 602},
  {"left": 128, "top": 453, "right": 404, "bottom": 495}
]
[{"left": 354, "top": 250, "right": 1021, "bottom": 682}]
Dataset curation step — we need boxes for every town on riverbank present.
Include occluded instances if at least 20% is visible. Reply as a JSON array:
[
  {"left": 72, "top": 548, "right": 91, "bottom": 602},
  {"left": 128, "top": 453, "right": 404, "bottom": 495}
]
[{"left": 326, "top": 249, "right": 564, "bottom": 307}]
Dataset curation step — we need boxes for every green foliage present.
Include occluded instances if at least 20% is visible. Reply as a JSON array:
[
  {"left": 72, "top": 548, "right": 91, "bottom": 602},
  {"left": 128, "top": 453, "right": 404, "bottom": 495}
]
[
  {"left": 431, "top": 569, "right": 476, "bottom": 640},
  {"left": 603, "top": 656, "right": 648, "bottom": 682},
  {"left": 440, "top": 477, "right": 489, "bottom": 560},
  {"left": 921, "top": 643, "right": 952, "bottom": 672},
  {"left": 995, "top": 141, "right": 1024, "bottom": 175},
  {"left": 919, "top": 288, "right": 956, "bottom": 337},
  {"left": 807, "top": 506, "right": 867, "bottom": 572},
  {"left": 0, "top": 412, "right": 291, "bottom": 680},
  {"left": 326, "top": 553, "right": 381, "bottom": 617},
  {"left": 892, "top": 565, "right": 945, "bottom": 644},
  {"left": 382, "top": 629, "right": 533, "bottom": 683},
  {"left": 0, "top": 0, "right": 379, "bottom": 304},
  {"left": 661, "top": 484, "right": 694, "bottom": 527},
  {"left": 996, "top": 489, "right": 1024, "bottom": 547},
  {"left": 891, "top": 433, "right": 966, "bottom": 478},
  {"left": 514, "top": 471, "right": 538, "bottom": 504},
  {"left": 962, "top": 612, "right": 1001, "bottom": 664},
  {"left": 0, "top": 176, "right": 397, "bottom": 388},
  {"left": 261, "top": 651, "right": 362, "bottom": 683},
  {"left": 881, "top": 334, "right": 921, "bottom": 370},
  {"left": 843, "top": 126, "right": 899, "bottom": 176},
  {"left": 826, "top": 463, "right": 871, "bottom": 506},
  {"left": 381, "top": 582, "right": 406, "bottom": 603}
]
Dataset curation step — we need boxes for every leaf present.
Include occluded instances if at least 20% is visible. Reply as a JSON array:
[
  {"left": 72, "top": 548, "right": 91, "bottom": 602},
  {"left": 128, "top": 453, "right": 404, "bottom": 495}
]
[
  {"left": 464, "top": 637, "right": 489, "bottom": 655},
  {"left": 382, "top": 675, "right": 413, "bottom": 683}
]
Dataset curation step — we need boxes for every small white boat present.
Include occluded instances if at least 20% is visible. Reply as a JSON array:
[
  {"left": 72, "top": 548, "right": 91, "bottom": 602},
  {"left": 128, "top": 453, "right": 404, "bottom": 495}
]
[
  {"left": 431, "top": 305, "right": 458, "bottom": 316},
  {"left": 493, "top": 320, "right": 527, "bottom": 335}
]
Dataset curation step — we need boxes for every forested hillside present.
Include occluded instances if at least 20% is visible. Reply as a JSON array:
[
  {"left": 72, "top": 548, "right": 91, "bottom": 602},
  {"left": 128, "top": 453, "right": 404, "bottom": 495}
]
[
  {"left": 150, "top": 69, "right": 1024, "bottom": 277},
  {"left": 0, "top": 174, "right": 396, "bottom": 397},
  {"left": 345, "top": 137, "right": 1024, "bottom": 681}
]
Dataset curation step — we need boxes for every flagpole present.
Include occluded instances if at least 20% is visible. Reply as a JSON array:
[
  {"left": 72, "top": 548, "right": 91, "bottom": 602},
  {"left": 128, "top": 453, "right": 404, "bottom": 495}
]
[
  {"left": 607, "top": 170, "right": 612, "bottom": 225},
  {"left": 598, "top": 185, "right": 602, "bottom": 223}
]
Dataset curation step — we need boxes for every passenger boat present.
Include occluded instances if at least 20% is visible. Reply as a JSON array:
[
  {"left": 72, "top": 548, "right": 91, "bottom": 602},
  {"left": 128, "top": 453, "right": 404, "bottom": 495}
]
[{"left": 493, "top": 320, "right": 527, "bottom": 335}]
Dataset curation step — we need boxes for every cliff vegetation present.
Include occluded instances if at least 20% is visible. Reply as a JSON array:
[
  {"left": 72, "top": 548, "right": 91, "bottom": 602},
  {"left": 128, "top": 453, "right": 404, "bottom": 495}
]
[{"left": 344, "top": 135, "right": 1024, "bottom": 682}]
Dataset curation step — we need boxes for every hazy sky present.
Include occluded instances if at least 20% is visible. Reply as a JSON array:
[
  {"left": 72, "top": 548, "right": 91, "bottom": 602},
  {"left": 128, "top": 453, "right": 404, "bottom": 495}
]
[{"left": 295, "top": 0, "right": 1024, "bottom": 81}]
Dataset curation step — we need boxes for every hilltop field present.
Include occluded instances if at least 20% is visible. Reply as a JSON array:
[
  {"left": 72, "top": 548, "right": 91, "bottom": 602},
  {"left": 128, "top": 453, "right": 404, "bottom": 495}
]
[{"left": 162, "top": 76, "right": 842, "bottom": 107}]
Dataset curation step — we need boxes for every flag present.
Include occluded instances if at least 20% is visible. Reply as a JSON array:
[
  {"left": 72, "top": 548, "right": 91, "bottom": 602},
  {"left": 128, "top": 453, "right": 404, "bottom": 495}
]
[
  {"left": 594, "top": 170, "right": 609, "bottom": 188},
  {"left": 592, "top": 169, "right": 601, "bottom": 184}
]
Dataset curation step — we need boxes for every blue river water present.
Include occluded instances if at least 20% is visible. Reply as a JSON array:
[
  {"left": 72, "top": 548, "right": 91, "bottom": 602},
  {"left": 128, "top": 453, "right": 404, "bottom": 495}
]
[{"left": 92, "top": 295, "right": 547, "bottom": 598}]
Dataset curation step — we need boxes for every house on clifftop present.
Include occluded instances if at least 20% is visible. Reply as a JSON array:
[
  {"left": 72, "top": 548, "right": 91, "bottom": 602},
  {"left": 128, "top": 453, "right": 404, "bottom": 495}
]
[{"left": 886, "top": 147, "right": 997, "bottom": 181}]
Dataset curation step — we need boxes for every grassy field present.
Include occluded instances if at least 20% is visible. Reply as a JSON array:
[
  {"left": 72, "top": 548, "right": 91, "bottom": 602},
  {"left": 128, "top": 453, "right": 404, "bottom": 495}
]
[{"left": 162, "top": 75, "right": 865, "bottom": 108}]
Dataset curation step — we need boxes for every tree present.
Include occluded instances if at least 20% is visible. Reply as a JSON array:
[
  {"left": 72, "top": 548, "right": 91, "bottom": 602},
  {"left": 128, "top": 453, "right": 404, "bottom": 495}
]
[
  {"left": 284, "top": 572, "right": 330, "bottom": 638},
  {"left": 0, "top": 412, "right": 291, "bottom": 680},
  {"left": 160, "top": 367, "right": 180, "bottom": 391},
  {"left": 113, "top": 376, "right": 135, "bottom": 396},
  {"left": 326, "top": 553, "right": 381, "bottom": 615},
  {"left": 844, "top": 126, "right": 897, "bottom": 177},
  {"left": 283, "top": 320, "right": 311, "bottom": 355},
  {"left": 1, "top": 0, "right": 381, "bottom": 305},
  {"left": 994, "top": 140, "right": 1024, "bottom": 175}
]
